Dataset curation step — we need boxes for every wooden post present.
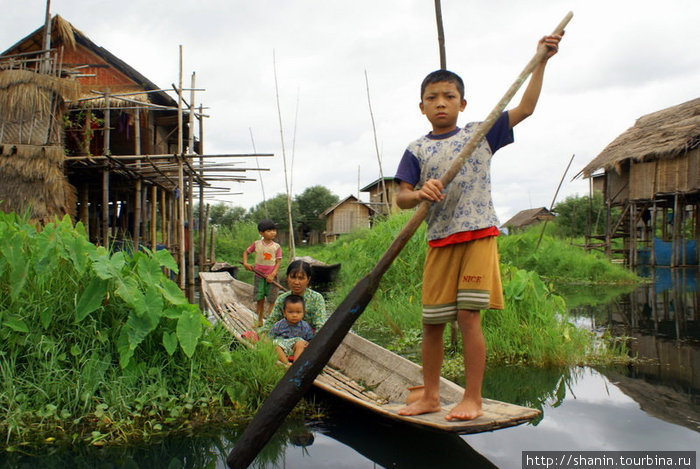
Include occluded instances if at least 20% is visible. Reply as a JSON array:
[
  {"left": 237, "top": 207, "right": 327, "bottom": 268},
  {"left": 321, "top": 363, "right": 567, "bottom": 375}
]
[
  {"left": 80, "top": 183, "right": 89, "bottom": 238},
  {"left": 102, "top": 91, "right": 111, "bottom": 247},
  {"left": 177, "top": 45, "right": 186, "bottom": 290},
  {"left": 210, "top": 224, "right": 216, "bottom": 266},
  {"left": 187, "top": 72, "right": 197, "bottom": 300},
  {"left": 629, "top": 202, "right": 636, "bottom": 268},
  {"left": 198, "top": 104, "right": 206, "bottom": 279},
  {"left": 160, "top": 190, "right": 167, "bottom": 248},
  {"left": 672, "top": 193, "right": 679, "bottom": 267},
  {"left": 133, "top": 109, "right": 142, "bottom": 251},
  {"left": 651, "top": 201, "right": 657, "bottom": 266},
  {"left": 151, "top": 186, "right": 157, "bottom": 251},
  {"left": 203, "top": 203, "right": 210, "bottom": 267}
]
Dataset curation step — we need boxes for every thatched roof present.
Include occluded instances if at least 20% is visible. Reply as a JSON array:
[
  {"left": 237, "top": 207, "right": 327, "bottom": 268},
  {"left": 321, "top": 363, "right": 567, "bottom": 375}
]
[
  {"left": 1, "top": 15, "right": 176, "bottom": 109},
  {"left": 581, "top": 98, "right": 700, "bottom": 178},
  {"left": 501, "top": 207, "right": 554, "bottom": 229}
]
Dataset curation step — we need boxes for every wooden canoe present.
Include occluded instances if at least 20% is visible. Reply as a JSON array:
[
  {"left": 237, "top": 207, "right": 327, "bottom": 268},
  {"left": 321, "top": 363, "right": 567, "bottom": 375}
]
[{"left": 199, "top": 271, "right": 540, "bottom": 434}]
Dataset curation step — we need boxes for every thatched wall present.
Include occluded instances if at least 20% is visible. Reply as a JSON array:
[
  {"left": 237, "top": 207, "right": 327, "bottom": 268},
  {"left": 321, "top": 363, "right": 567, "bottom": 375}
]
[
  {"left": 0, "top": 70, "right": 80, "bottom": 222},
  {"left": 0, "top": 69, "right": 79, "bottom": 145},
  {"left": 630, "top": 148, "right": 700, "bottom": 200},
  {"left": 0, "top": 144, "right": 77, "bottom": 222}
]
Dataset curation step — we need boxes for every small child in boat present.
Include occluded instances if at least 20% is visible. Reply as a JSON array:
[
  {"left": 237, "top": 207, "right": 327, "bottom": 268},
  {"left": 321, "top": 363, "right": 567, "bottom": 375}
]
[
  {"left": 243, "top": 219, "right": 282, "bottom": 327},
  {"left": 268, "top": 294, "right": 314, "bottom": 364}
]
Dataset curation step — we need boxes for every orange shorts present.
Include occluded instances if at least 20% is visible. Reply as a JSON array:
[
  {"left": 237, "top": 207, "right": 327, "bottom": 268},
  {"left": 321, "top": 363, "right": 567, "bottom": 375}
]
[{"left": 422, "top": 236, "right": 503, "bottom": 324}]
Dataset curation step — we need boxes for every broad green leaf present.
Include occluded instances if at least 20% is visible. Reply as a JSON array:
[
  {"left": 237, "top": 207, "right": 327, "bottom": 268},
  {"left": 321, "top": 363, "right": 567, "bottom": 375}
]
[
  {"left": 91, "top": 251, "right": 126, "bottom": 280},
  {"left": 125, "top": 307, "right": 160, "bottom": 350},
  {"left": 162, "top": 331, "right": 178, "bottom": 355},
  {"left": 157, "top": 279, "right": 189, "bottom": 306},
  {"left": 1, "top": 234, "right": 29, "bottom": 301},
  {"left": 116, "top": 278, "right": 147, "bottom": 315},
  {"left": 143, "top": 285, "right": 164, "bottom": 318},
  {"left": 3, "top": 315, "right": 29, "bottom": 333},
  {"left": 154, "top": 248, "right": 178, "bottom": 272},
  {"left": 117, "top": 328, "right": 135, "bottom": 368},
  {"left": 135, "top": 254, "right": 162, "bottom": 287},
  {"left": 176, "top": 307, "right": 203, "bottom": 358},
  {"left": 76, "top": 278, "right": 108, "bottom": 322},
  {"left": 66, "top": 235, "right": 90, "bottom": 275}
]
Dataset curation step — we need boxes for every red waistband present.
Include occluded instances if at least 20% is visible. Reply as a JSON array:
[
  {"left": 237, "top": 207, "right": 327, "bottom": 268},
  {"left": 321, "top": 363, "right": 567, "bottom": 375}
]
[{"left": 428, "top": 226, "right": 499, "bottom": 247}]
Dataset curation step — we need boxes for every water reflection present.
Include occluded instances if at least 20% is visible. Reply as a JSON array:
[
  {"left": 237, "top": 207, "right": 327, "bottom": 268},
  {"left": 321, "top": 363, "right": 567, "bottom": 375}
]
[{"left": 568, "top": 267, "right": 700, "bottom": 432}]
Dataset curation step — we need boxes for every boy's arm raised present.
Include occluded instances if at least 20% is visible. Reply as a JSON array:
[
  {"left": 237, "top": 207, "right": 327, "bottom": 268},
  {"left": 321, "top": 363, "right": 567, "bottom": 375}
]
[{"left": 508, "top": 34, "right": 563, "bottom": 127}]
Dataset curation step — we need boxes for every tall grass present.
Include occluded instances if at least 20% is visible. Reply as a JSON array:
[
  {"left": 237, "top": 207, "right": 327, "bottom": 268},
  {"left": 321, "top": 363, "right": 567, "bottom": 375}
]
[
  {"left": 498, "top": 225, "right": 640, "bottom": 284},
  {"left": 307, "top": 213, "right": 630, "bottom": 366},
  {"left": 0, "top": 213, "right": 286, "bottom": 448}
]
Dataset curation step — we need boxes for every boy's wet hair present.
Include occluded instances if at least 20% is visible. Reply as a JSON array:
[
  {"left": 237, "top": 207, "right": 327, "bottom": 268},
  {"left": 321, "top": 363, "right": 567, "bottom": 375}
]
[
  {"left": 283, "top": 294, "right": 305, "bottom": 311},
  {"left": 286, "top": 259, "right": 312, "bottom": 279},
  {"left": 257, "top": 219, "right": 276, "bottom": 232},
  {"left": 420, "top": 69, "right": 465, "bottom": 101}
]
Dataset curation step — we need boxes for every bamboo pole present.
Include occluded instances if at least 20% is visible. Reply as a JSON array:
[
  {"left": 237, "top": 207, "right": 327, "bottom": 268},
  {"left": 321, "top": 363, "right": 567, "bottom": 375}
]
[
  {"left": 151, "top": 185, "right": 157, "bottom": 251},
  {"left": 273, "top": 49, "right": 296, "bottom": 259},
  {"left": 250, "top": 128, "right": 268, "bottom": 217},
  {"left": 434, "top": 0, "right": 446, "bottom": 69},
  {"left": 133, "top": 109, "right": 142, "bottom": 251},
  {"left": 80, "top": 183, "right": 89, "bottom": 238},
  {"left": 202, "top": 203, "right": 210, "bottom": 267},
  {"left": 365, "top": 70, "right": 387, "bottom": 214},
  {"left": 199, "top": 104, "right": 206, "bottom": 278},
  {"left": 536, "top": 154, "right": 574, "bottom": 250},
  {"left": 102, "top": 91, "right": 111, "bottom": 247},
  {"left": 187, "top": 72, "right": 196, "bottom": 299},
  {"left": 177, "top": 45, "right": 186, "bottom": 289}
]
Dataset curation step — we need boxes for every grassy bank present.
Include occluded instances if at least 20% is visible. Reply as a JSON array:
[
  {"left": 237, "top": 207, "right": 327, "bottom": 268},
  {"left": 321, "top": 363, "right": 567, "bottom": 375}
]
[
  {"left": 296, "top": 212, "right": 635, "bottom": 367},
  {"left": 0, "top": 213, "right": 288, "bottom": 449}
]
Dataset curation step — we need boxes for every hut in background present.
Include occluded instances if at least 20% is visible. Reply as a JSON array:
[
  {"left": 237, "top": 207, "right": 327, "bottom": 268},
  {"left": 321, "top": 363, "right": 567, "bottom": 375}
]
[
  {"left": 360, "top": 177, "right": 400, "bottom": 216},
  {"left": 501, "top": 207, "right": 554, "bottom": 233},
  {"left": 580, "top": 98, "right": 700, "bottom": 267},
  {"left": 320, "top": 195, "right": 375, "bottom": 243}
]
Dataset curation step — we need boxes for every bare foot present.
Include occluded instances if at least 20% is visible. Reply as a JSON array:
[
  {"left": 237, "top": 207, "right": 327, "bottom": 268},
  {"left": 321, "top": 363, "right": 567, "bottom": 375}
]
[
  {"left": 445, "top": 398, "right": 483, "bottom": 421},
  {"left": 397, "top": 397, "right": 441, "bottom": 416}
]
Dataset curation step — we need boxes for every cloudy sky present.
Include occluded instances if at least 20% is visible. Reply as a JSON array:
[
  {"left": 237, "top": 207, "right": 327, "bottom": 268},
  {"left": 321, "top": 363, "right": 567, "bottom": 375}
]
[{"left": 3, "top": 1, "right": 699, "bottom": 222}]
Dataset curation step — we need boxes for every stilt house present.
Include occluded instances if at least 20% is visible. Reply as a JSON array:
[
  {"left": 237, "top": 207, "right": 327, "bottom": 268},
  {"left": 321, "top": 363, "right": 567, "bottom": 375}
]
[
  {"left": 0, "top": 15, "right": 271, "bottom": 298},
  {"left": 581, "top": 98, "right": 700, "bottom": 267}
]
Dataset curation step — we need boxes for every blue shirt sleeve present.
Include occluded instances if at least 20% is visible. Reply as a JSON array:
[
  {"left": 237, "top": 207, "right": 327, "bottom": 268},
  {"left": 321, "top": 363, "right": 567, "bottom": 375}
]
[
  {"left": 485, "top": 112, "right": 514, "bottom": 153},
  {"left": 394, "top": 149, "right": 421, "bottom": 186}
]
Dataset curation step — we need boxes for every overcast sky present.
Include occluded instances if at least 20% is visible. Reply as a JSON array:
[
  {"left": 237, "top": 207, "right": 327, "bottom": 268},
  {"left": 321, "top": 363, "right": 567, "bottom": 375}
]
[{"left": 3, "top": 0, "right": 699, "bottom": 222}]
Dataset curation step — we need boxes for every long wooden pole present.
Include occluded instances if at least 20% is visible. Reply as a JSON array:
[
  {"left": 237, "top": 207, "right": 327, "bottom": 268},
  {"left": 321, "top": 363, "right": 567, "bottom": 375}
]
[
  {"left": 535, "top": 153, "right": 575, "bottom": 250},
  {"left": 273, "top": 50, "right": 296, "bottom": 259},
  {"left": 434, "top": 0, "right": 447, "bottom": 69},
  {"left": 177, "top": 45, "right": 186, "bottom": 289},
  {"left": 227, "top": 12, "right": 573, "bottom": 468}
]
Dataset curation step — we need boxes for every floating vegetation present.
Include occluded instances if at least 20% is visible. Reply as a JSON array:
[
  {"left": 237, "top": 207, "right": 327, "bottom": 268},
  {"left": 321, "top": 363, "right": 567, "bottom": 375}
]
[{"left": 0, "top": 212, "right": 286, "bottom": 449}]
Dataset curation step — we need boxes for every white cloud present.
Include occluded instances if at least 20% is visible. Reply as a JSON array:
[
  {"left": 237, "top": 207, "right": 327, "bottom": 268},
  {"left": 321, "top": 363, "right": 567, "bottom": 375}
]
[{"left": 2, "top": 0, "right": 698, "bottom": 221}]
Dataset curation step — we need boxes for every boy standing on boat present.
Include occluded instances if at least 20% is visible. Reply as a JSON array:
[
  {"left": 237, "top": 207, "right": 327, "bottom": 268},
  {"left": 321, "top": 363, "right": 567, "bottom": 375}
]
[
  {"left": 269, "top": 294, "right": 314, "bottom": 364},
  {"left": 243, "top": 219, "right": 282, "bottom": 327},
  {"left": 394, "top": 34, "right": 563, "bottom": 421}
]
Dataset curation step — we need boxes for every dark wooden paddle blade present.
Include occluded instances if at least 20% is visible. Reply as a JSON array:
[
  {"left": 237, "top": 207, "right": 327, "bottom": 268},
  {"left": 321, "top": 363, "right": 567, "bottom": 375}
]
[{"left": 227, "top": 274, "right": 378, "bottom": 468}]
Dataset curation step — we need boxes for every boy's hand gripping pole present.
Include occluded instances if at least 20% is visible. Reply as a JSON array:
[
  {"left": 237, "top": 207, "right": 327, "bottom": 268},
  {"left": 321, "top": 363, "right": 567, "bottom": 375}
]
[{"left": 226, "top": 11, "right": 573, "bottom": 469}]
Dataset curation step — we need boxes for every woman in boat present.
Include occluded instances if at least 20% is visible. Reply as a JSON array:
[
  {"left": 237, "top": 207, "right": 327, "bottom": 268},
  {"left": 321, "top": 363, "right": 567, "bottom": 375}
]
[{"left": 261, "top": 259, "right": 329, "bottom": 333}]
